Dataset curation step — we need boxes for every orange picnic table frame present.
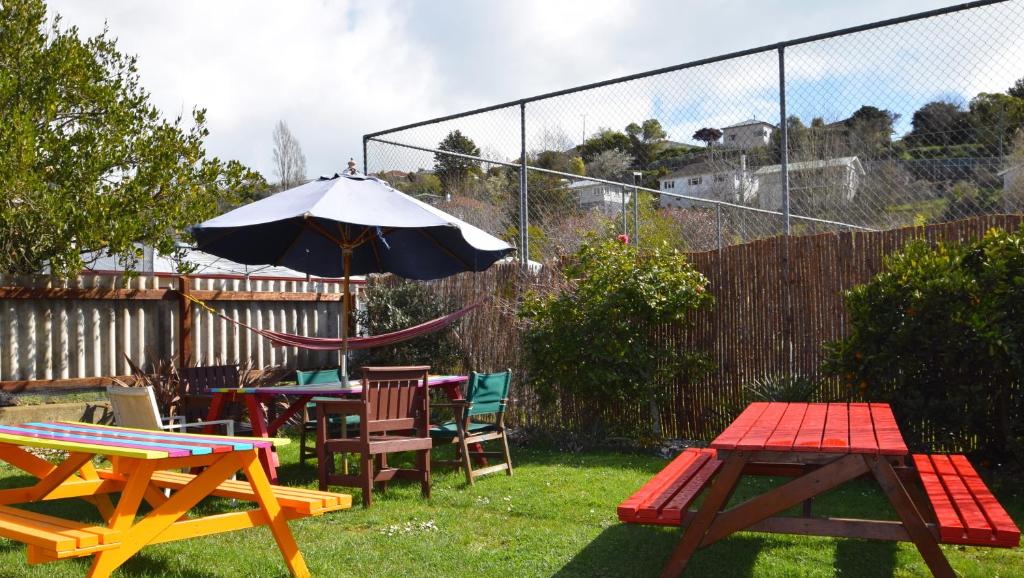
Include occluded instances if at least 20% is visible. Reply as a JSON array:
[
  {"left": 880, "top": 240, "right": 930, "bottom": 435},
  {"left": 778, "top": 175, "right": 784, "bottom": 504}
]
[{"left": 0, "top": 421, "right": 351, "bottom": 578}]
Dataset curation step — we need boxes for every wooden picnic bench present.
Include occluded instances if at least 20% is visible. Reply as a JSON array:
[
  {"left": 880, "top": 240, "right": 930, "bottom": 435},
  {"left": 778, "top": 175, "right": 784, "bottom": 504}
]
[
  {"left": 618, "top": 403, "right": 1020, "bottom": 577},
  {"left": 0, "top": 421, "right": 351, "bottom": 577}
]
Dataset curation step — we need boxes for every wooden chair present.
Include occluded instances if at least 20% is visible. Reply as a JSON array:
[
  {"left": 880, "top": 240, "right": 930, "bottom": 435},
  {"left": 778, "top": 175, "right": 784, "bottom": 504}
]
[
  {"left": 296, "top": 368, "right": 358, "bottom": 464},
  {"left": 106, "top": 385, "right": 235, "bottom": 435},
  {"left": 315, "top": 366, "right": 432, "bottom": 507},
  {"left": 431, "top": 369, "right": 513, "bottom": 485},
  {"left": 178, "top": 364, "right": 241, "bottom": 423}
]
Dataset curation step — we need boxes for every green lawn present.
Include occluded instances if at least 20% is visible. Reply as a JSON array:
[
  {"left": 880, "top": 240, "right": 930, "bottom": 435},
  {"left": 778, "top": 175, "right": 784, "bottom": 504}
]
[{"left": 0, "top": 440, "right": 1021, "bottom": 577}]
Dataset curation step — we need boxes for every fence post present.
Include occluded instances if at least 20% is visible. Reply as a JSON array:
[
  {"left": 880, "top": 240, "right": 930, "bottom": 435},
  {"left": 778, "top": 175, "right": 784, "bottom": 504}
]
[
  {"left": 177, "top": 275, "right": 192, "bottom": 368},
  {"left": 362, "top": 135, "right": 368, "bottom": 175},
  {"left": 519, "top": 102, "right": 529, "bottom": 265},
  {"left": 778, "top": 45, "right": 793, "bottom": 375},
  {"left": 633, "top": 172, "right": 641, "bottom": 248},
  {"left": 716, "top": 204, "right": 723, "bottom": 252}
]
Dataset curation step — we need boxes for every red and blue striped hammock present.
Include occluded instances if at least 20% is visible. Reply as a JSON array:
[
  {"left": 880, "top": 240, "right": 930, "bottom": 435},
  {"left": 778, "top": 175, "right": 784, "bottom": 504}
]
[{"left": 181, "top": 293, "right": 486, "bottom": 351}]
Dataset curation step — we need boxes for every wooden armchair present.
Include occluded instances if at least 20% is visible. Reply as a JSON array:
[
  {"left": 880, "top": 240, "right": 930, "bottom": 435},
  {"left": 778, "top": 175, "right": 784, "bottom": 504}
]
[
  {"left": 315, "top": 366, "right": 432, "bottom": 507},
  {"left": 178, "top": 364, "right": 241, "bottom": 424},
  {"left": 430, "top": 369, "right": 513, "bottom": 485}
]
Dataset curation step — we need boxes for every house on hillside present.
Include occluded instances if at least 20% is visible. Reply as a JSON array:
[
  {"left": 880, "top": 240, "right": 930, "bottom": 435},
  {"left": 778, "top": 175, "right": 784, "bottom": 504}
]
[
  {"left": 568, "top": 179, "right": 630, "bottom": 213},
  {"left": 1000, "top": 164, "right": 1024, "bottom": 212},
  {"left": 657, "top": 159, "right": 755, "bottom": 209},
  {"left": 754, "top": 156, "right": 865, "bottom": 211},
  {"left": 722, "top": 119, "right": 775, "bottom": 150}
]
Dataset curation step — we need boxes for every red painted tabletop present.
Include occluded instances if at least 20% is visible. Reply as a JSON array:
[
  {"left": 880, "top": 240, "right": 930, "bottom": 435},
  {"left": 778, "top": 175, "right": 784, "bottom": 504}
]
[{"left": 710, "top": 402, "right": 909, "bottom": 455}]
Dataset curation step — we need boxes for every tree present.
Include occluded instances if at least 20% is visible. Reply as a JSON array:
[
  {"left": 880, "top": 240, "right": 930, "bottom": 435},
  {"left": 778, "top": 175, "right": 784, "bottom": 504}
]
[
  {"left": 586, "top": 149, "right": 633, "bottom": 181},
  {"left": 692, "top": 127, "right": 722, "bottom": 147},
  {"left": 843, "top": 106, "right": 899, "bottom": 155},
  {"left": 0, "top": 0, "right": 266, "bottom": 276},
  {"left": 908, "top": 101, "right": 972, "bottom": 147},
  {"left": 433, "top": 130, "right": 480, "bottom": 195},
  {"left": 271, "top": 120, "right": 307, "bottom": 189},
  {"left": 569, "top": 156, "right": 585, "bottom": 176},
  {"left": 626, "top": 119, "right": 668, "bottom": 169},
  {"left": 969, "top": 92, "right": 1024, "bottom": 155},
  {"left": 1008, "top": 76, "right": 1024, "bottom": 99},
  {"left": 577, "top": 128, "right": 631, "bottom": 163}
]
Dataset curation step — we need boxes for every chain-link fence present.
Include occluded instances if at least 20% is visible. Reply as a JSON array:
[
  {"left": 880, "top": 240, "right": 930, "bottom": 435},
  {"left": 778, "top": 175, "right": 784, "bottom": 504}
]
[{"left": 365, "top": 0, "right": 1024, "bottom": 260}]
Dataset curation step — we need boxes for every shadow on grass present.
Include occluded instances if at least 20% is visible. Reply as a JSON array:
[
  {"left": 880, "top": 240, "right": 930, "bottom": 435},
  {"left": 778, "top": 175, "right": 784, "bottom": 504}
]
[
  {"left": 553, "top": 524, "right": 765, "bottom": 578},
  {"left": 833, "top": 538, "right": 898, "bottom": 577}
]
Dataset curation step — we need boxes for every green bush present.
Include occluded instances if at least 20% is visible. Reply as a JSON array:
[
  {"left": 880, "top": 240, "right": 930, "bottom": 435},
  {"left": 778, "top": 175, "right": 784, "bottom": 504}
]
[
  {"left": 354, "top": 279, "right": 462, "bottom": 373},
  {"left": 824, "top": 228, "right": 1024, "bottom": 464},
  {"left": 520, "top": 239, "right": 713, "bottom": 437}
]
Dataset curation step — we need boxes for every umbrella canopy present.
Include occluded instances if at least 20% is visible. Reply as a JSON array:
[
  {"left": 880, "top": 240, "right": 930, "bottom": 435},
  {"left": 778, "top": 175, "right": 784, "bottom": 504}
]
[{"left": 188, "top": 173, "right": 513, "bottom": 280}]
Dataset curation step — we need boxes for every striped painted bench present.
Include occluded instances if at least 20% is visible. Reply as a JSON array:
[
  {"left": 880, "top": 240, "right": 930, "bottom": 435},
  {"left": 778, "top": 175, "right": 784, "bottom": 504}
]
[
  {"left": 95, "top": 469, "right": 350, "bottom": 516},
  {"left": 0, "top": 504, "right": 121, "bottom": 563},
  {"left": 913, "top": 454, "right": 1020, "bottom": 548},
  {"left": 618, "top": 448, "right": 722, "bottom": 525}
]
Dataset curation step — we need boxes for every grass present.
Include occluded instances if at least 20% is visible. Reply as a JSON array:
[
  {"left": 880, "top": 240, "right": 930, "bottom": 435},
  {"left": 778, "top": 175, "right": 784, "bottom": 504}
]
[{"left": 0, "top": 440, "right": 1021, "bottom": 577}]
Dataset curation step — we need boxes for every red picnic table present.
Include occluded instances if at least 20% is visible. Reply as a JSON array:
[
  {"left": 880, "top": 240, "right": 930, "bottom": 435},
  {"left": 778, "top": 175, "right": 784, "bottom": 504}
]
[
  {"left": 205, "top": 375, "right": 469, "bottom": 483},
  {"left": 618, "top": 402, "right": 1020, "bottom": 577}
]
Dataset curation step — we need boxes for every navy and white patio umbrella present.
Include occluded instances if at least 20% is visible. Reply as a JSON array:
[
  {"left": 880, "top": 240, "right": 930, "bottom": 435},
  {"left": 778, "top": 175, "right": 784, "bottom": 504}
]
[{"left": 188, "top": 172, "right": 514, "bottom": 371}]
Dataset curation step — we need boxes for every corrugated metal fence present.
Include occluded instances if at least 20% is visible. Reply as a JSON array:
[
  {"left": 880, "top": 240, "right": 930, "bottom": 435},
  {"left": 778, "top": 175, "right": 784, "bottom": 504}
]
[{"left": 0, "top": 273, "right": 352, "bottom": 390}]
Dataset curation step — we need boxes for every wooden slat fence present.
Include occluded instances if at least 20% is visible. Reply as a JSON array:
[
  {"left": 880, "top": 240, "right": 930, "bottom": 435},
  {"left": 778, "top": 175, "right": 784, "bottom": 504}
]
[
  {"left": 383, "top": 215, "right": 1024, "bottom": 441},
  {"left": 0, "top": 273, "right": 353, "bottom": 391}
]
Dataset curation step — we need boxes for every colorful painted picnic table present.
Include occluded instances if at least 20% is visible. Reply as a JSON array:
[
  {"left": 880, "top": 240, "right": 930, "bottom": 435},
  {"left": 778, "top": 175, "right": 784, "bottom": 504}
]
[
  {"left": 0, "top": 421, "right": 350, "bottom": 577},
  {"left": 206, "top": 374, "right": 469, "bottom": 482},
  {"left": 619, "top": 402, "right": 1019, "bottom": 577}
]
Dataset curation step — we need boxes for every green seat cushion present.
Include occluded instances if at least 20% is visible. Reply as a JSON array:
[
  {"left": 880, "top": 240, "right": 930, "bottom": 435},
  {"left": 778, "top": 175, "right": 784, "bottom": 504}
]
[{"left": 430, "top": 421, "right": 497, "bottom": 437}]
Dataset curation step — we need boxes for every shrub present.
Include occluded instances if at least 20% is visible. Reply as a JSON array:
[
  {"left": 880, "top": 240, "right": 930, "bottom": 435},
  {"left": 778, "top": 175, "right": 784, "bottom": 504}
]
[
  {"left": 824, "top": 228, "right": 1024, "bottom": 464},
  {"left": 355, "top": 278, "right": 462, "bottom": 373},
  {"left": 520, "top": 239, "right": 713, "bottom": 438}
]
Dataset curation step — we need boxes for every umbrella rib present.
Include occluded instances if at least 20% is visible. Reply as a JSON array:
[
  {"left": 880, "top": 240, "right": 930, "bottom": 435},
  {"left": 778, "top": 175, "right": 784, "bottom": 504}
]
[
  {"left": 418, "top": 228, "right": 473, "bottom": 270},
  {"left": 273, "top": 218, "right": 314, "bottom": 266}
]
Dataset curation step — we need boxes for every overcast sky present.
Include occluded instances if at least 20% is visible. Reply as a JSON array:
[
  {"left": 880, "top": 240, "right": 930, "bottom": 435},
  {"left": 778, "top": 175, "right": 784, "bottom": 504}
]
[{"left": 47, "top": 0, "right": 1007, "bottom": 180}]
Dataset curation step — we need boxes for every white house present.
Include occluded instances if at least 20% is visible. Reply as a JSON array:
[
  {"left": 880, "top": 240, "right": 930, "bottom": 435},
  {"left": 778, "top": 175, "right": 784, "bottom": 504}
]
[
  {"left": 568, "top": 179, "right": 630, "bottom": 213},
  {"left": 658, "top": 159, "right": 755, "bottom": 209},
  {"left": 721, "top": 119, "right": 775, "bottom": 150},
  {"left": 658, "top": 156, "right": 865, "bottom": 212},
  {"left": 753, "top": 156, "right": 865, "bottom": 211},
  {"left": 1000, "top": 164, "right": 1024, "bottom": 212}
]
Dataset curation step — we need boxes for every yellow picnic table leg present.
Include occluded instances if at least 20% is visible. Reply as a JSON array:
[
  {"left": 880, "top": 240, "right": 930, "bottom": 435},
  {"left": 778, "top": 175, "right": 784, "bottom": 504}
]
[
  {"left": 87, "top": 456, "right": 238, "bottom": 578},
  {"left": 239, "top": 449, "right": 311, "bottom": 578},
  {"left": 76, "top": 461, "right": 116, "bottom": 520}
]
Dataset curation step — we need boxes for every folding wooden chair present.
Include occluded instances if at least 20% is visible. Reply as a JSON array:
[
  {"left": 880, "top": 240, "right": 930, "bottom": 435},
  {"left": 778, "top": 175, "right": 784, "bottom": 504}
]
[
  {"left": 106, "top": 385, "right": 235, "bottom": 435},
  {"left": 431, "top": 369, "right": 513, "bottom": 485}
]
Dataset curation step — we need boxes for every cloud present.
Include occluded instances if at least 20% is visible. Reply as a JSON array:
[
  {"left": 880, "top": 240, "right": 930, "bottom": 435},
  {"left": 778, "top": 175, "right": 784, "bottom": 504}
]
[{"left": 46, "top": 0, "right": 981, "bottom": 179}]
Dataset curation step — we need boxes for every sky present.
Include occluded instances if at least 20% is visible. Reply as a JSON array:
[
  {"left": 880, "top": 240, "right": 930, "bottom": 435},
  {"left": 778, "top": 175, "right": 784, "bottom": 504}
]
[{"left": 45, "top": 0, "right": 1019, "bottom": 180}]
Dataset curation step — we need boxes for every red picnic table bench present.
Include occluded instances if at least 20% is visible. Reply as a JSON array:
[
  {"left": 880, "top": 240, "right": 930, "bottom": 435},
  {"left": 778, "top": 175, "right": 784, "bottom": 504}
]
[{"left": 618, "top": 402, "right": 1020, "bottom": 577}]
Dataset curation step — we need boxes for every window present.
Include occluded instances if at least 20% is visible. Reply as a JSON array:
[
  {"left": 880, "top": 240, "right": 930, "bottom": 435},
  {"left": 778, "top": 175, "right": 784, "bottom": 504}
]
[
  {"left": 714, "top": 175, "right": 726, "bottom": 183},
  {"left": 688, "top": 176, "right": 703, "bottom": 186},
  {"left": 729, "top": 134, "right": 737, "bottom": 141},
  {"left": 662, "top": 180, "right": 675, "bottom": 189}
]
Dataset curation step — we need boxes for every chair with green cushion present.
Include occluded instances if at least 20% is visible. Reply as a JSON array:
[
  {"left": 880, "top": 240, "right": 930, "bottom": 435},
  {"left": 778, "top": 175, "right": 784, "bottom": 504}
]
[
  {"left": 431, "top": 369, "right": 513, "bottom": 485},
  {"left": 296, "top": 368, "right": 357, "bottom": 464}
]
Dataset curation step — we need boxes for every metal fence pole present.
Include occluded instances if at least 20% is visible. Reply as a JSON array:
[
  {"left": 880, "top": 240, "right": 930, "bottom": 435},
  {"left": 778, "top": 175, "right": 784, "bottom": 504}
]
[
  {"left": 778, "top": 45, "right": 793, "bottom": 376},
  {"left": 361, "top": 136, "right": 368, "bottom": 175},
  {"left": 519, "top": 103, "right": 529, "bottom": 265},
  {"left": 716, "top": 204, "right": 723, "bottom": 252},
  {"left": 633, "top": 172, "right": 641, "bottom": 248}
]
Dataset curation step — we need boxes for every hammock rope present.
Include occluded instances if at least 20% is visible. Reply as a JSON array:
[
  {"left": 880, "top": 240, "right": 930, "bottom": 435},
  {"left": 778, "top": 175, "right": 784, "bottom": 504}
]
[{"left": 180, "top": 292, "right": 486, "bottom": 352}]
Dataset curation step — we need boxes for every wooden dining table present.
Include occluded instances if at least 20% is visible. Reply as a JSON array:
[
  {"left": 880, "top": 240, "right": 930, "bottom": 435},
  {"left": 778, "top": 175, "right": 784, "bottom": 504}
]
[
  {"left": 205, "top": 375, "right": 469, "bottom": 483},
  {"left": 0, "top": 421, "right": 350, "bottom": 578}
]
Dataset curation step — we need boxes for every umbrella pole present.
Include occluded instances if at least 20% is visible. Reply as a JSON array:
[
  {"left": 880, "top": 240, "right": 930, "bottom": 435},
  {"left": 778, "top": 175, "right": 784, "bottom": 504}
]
[{"left": 341, "top": 248, "right": 352, "bottom": 378}]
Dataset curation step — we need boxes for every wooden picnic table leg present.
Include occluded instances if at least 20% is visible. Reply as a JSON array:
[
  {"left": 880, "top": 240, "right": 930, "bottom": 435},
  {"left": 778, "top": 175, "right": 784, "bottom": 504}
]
[
  {"left": 87, "top": 460, "right": 157, "bottom": 578},
  {"left": 202, "top": 392, "right": 228, "bottom": 434},
  {"left": 244, "top": 395, "right": 280, "bottom": 483},
  {"left": 239, "top": 449, "right": 311, "bottom": 578},
  {"left": 866, "top": 455, "right": 956, "bottom": 578},
  {"left": 660, "top": 451, "right": 748, "bottom": 578}
]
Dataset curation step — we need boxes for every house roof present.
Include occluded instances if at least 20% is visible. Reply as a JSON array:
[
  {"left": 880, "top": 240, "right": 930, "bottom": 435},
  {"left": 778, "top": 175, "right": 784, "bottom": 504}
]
[
  {"left": 754, "top": 156, "right": 865, "bottom": 176},
  {"left": 723, "top": 118, "right": 776, "bottom": 130},
  {"left": 567, "top": 179, "right": 622, "bottom": 190},
  {"left": 661, "top": 161, "right": 731, "bottom": 179}
]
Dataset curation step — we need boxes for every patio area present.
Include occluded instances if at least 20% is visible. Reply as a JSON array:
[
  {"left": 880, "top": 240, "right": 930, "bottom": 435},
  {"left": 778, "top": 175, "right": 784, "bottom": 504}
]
[{"left": 0, "top": 439, "right": 1020, "bottom": 578}]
